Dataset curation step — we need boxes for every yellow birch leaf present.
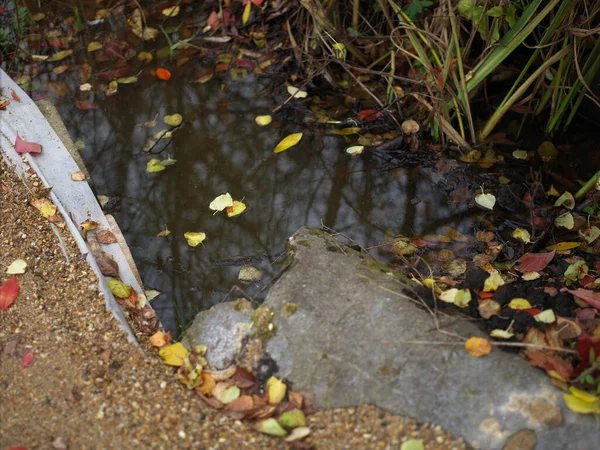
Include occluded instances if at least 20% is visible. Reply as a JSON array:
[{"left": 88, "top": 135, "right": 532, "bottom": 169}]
[
  {"left": 159, "top": 342, "right": 189, "bottom": 366},
  {"left": 286, "top": 86, "right": 307, "bottom": 99},
  {"left": 47, "top": 49, "right": 73, "bottom": 62},
  {"left": 184, "top": 232, "right": 206, "bottom": 247},
  {"left": 546, "top": 242, "right": 582, "bottom": 251},
  {"left": 267, "top": 376, "right": 287, "bottom": 404},
  {"left": 209, "top": 193, "right": 234, "bottom": 212},
  {"left": 563, "top": 392, "right": 600, "bottom": 415},
  {"left": 465, "top": 337, "right": 492, "bottom": 357},
  {"left": 475, "top": 192, "right": 496, "bottom": 210},
  {"left": 274, "top": 133, "right": 303, "bottom": 153},
  {"left": 138, "top": 51, "right": 153, "bottom": 63},
  {"left": 255, "top": 115, "right": 272, "bottom": 126},
  {"left": 107, "top": 278, "right": 132, "bottom": 298},
  {"left": 331, "top": 127, "right": 361, "bottom": 136},
  {"left": 533, "top": 309, "right": 556, "bottom": 323},
  {"left": 162, "top": 6, "right": 180, "bottom": 17},
  {"left": 226, "top": 200, "right": 247, "bottom": 217},
  {"left": 147, "top": 159, "right": 166, "bottom": 172},
  {"left": 512, "top": 228, "right": 531, "bottom": 243},
  {"left": 345, "top": 145, "right": 364, "bottom": 155},
  {"left": 164, "top": 114, "right": 183, "bottom": 127},
  {"left": 555, "top": 212, "right": 574, "bottom": 229},
  {"left": 483, "top": 271, "right": 504, "bottom": 292},
  {"left": 242, "top": 1, "right": 251, "bottom": 25},
  {"left": 490, "top": 329, "right": 514, "bottom": 339}
]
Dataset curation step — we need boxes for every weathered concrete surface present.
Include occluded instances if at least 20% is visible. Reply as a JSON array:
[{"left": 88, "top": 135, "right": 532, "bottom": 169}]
[{"left": 187, "top": 227, "right": 599, "bottom": 450}]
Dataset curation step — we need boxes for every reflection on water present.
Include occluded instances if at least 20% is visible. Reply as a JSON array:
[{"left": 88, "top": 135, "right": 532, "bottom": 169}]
[{"left": 12, "top": 59, "right": 470, "bottom": 336}]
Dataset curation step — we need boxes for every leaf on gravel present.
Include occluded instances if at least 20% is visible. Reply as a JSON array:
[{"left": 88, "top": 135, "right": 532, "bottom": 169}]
[
  {"left": 20, "top": 349, "right": 34, "bottom": 369},
  {"left": 30, "top": 198, "right": 56, "bottom": 218},
  {"left": 226, "top": 200, "right": 246, "bottom": 217},
  {"left": 210, "top": 193, "right": 234, "bottom": 212},
  {"left": 6, "top": 259, "right": 27, "bottom": 275},
  {"left": 516, "top": 250, "right": 555, "bottom": 272},
  {"left": 287, "top": 86, "right": 307, "bottom": 99},
  {"left": 255, "top": 418, "right": 287, "bottom": 437},
  {"left": 279, "top": 409, "right": 306, "bottom": 429},
  {"left": 107, "top": 278, "right": 132, "bottom": 298},
  {"left": 15, "top": 133, "right": 42, "bottom": 154},
  {"left": 199, "top": 372, "right": 217, "bottom": 396},
  {"left": 267, "top": 376, "right": 287, "bottom": 404},
  {"left": 71, "top": 171, "right": 86, "bottom": 181},
  {"left": 184, "top": 232, "right": 206, "bottom": 247},
  {"left": 221, "top": 385, "right": 241, "bottom": 404},
  {"left": 563, "top": 387, "right": 600, "bottom": 414},
  {"left": 274, "top": 133, "right": 303, "bottom": 153},
  {"left": 400, "top": 440, "right": 425, "bottom": 450},
  {"left": 474, "top": 192, "right": 495, "bottom": 210},
  {"left": 285, "top": 426, "right": 311, "bottom": 442},
  {"left": 149, "top": 331, "right": 167, "bottom": 347},
  {"left": 0, "top": 276, "right": 19, "bottom": 312},
  {"left": 159, "top": 342, "right": 189, "bottom": 366},
  {"left": 567, "top": 289, "right": 600, "bottom": 310},
  {"left": 465, "top": 337, "right": 492, "bottom": 357}
]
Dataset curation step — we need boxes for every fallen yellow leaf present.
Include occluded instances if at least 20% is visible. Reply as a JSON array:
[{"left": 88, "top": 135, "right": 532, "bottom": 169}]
[
  {"left": 465, "top": 337, "right": 492, "bottom": 357},
  {"left": 184, "top": 232, "right": 206, "bottom": 247},
  {"left": 274, "top": 133, "right": 303, "bottom": 153},
  {"left": 267, "top": 376, "right": 287, "bottom": 404},
  {"left": 226, "top": 201, "right": 246, "bottom": 217},
  {"left": 149, "top": 331, "right": 166, "bottom": 347},
  {"left": 159, "top": 342, "right": 189, "bottom": 366}
]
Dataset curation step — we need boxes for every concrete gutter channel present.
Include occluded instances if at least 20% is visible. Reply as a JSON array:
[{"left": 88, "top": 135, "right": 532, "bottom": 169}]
[{"left": 0, "top": 68, "right": 146, "bottom": 343}]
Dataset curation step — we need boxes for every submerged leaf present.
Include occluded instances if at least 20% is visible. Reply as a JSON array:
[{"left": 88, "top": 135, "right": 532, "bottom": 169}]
[
  {"left": 274, "top": 133, "right": 303, "bottom": 153},
  {"left": 164, "top": 114, "right": 183, "bottom": 127},
  {"left": 255, "top": 115, "right": 272, "bottom": 126},
  {"left": 226, "top": 200, "right": 246, "bottom": 217},
  {"left": 516, "top": 250, "right": 555, "bottom": 272},
  {"left": 475, "top": 192, "right": 496, "bottom": 210},
  {"left": 286, "top": 85, "right": 307, "bottom": 99}
]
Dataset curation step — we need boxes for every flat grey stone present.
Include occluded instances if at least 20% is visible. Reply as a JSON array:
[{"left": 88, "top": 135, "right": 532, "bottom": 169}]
[
  {"left": 188, "top": 227, "right": 599, "bottom": 449},
  {"left": 182, "top": 299, "right": 254, "bottom": 370}
]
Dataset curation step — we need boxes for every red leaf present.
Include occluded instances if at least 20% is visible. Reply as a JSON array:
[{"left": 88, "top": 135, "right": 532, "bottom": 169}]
[
  {"left": 251, "top": 0, "right": 263, "bottom": 5},
  {"left": 74, "top": 99, "right": 97, "bottom": 110},
  {"left": 20, "top": 349, "right": 34, "bottom": 369},
  {"left": 576, "top": 334, "right": 600, "bottom": 363},
  {"left": 11, "top": 90, "right": 20, "bottom": 101},
  {"left": 357, "top": 109, "right": 382, "bottom": 121},
  {"left": 0, "top": 276, "right": 19, "bottom": 311},
  {"left": 207, "top": 10, "right": 219, "bottom": 29},
  {"left": 525, "top": 349, "right": 573, "bottom": 380},
  {"left": 14, "top": 133, "right": 42, "bottom": 154},
  {"left": 567, "top": 288, "right": 600, "bottom": 310},
  {"left": 525, "top": 308, "right": 543, "bottom": 316},
  {"left": 156, "top": 68, "right": 171, "bottom": 80},
  {"left": 516, "top": 250, "right": 555, "bottom": 272},
  {"left": 235, "top": 59, "right": 254, "bottom": 69}
]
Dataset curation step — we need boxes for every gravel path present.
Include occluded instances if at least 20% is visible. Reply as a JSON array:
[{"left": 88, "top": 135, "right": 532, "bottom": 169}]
[{"left": 0, "top": 158, "right": 468, "bottom": 450}]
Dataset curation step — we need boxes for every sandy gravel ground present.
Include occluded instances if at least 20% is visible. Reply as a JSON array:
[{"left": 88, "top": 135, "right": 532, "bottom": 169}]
[{"left": 0, "top": 158, "right": 468, "bottom": 450}]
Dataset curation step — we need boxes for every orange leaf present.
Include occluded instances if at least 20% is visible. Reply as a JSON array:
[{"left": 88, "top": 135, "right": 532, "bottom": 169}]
[
  {"left": 149, "top": 331, "right": 166, "bottom": 347},
  {"left": 0, "top": 276, "right": 19, "bottom": 312},
  {"left": 465, "top": 337, "right": 492, "bottom": 357},
  {"left": 156, "top": 68, "right": 171, "bottom": 80}
]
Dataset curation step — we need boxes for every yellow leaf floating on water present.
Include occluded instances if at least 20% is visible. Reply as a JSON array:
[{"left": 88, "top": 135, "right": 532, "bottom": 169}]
[
  {"left": 345, "top": 145, "right": 364, "bottom": 155},
  {"left": 164, "top": 114, "right": 183, "bottom": 127},
  {"left": 255, "top": 115, "right": 272, "bottom": 126},
  {"left": 210, "top": 193, "right": 234, "bottom": 212},
  {"left": 242, "top": 0, "right": 251, "bottom": 24},
  {"left": 563, "top": 387, "right": 600, "bottom": 414},
  {"left": 147, "top": 158, "right": 177, "bottom": 172},
  {"left": 157, "top": 226, "right": 171, "bottom": 237},
  {"left": 87, "top": 41, "right": 102, "bottom": 52},
  {"left": 274, "top": 133, "right": 303, "bottom": 153},
  {"left": 47, "top": 49, "right": 73, "bottom": 62},
  {"left": 159, "top": 342, "right": 189, "bottom": 367},
  {"left": 267, "top": 376, "right": 287, "bottom": 404},
  {"left": 184, "top": 232, "right": 206, "bottom": 247},
  {"left": 226, "top": 200, "right": 246, "bottom": 217},
  {"left": 465, "top": 337, "right": 492, "bottom": 357}
]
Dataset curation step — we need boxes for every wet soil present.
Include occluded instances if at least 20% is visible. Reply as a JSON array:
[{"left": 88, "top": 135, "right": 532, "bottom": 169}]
[{"left": 0, "top": 158, "right": 468, "bottom": 449}]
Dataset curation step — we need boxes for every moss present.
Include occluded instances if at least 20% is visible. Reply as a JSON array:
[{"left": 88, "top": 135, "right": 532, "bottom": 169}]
[
  {"left": 306, "top": 228, "right": 331, "bottom": 237},
  {"left": 283, "top": 302, "right": 298, "bottom": 317},
  {"left": 233, "top": 298, "right": 251, "bottom": 312},
  {"left": 296, "top": 239, "right": 311, "bottom": 248},
  {"left": 362, "top": 258, "right": 417, "bottom": 285},
  {"left": 251, "top": 306, "right": 278, "bottom": 341}
]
